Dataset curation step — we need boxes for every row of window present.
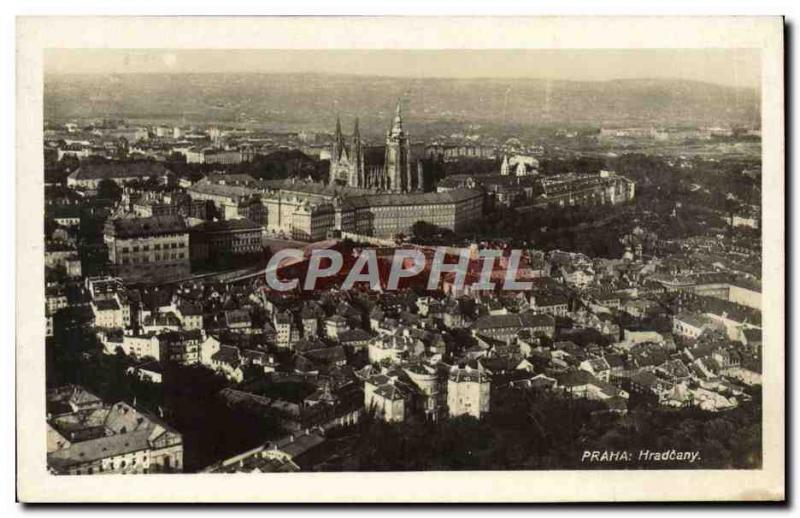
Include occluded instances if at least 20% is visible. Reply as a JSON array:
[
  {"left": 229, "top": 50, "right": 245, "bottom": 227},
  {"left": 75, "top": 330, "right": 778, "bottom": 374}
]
[
  {"left": 120, "top": 261, "right": 187, "bottom": 270},
  {"left": 209, "top": 237, "right": 261, "bottom": 246},
  {"left": 121, "top": 253, "right": 185, "bottom": 264},
  {"left": 373, "top": 207, "right": 454, "bottom": 214},
  {"left": 74, "top": 456, "right": 181, "bottom": 475},
  {"left": 121, "top": 242, "right": 185, "bottom": 253}
]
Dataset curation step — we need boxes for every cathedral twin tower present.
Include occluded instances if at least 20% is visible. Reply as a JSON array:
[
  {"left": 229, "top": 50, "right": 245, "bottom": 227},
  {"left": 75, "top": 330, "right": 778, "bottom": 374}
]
[{"left": 328, "top": 102, "right": 423, "bottom": 193}]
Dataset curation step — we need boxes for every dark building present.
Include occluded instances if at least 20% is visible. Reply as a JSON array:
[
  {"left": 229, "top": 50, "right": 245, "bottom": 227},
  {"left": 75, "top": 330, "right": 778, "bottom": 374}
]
[
  {"left": 103, "top": 215, "right": 191, "bottom": 282},
  {"left": 190, "top": 218, "right": 263, "bottom": 263}
]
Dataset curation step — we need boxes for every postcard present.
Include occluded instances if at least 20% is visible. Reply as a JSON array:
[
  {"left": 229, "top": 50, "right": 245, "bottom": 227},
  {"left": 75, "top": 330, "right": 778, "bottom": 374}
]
[{"left": 16, "top": 16, "right": 784, "bottom": 502}]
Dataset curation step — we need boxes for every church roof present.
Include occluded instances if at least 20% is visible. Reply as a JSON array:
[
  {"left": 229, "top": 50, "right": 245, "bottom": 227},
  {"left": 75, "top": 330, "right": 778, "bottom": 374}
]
[
  {"left": 343, "top": 188, "right": 483, "bottom": 209},
  {"left": 105, "top": 215, "right": 187, "bottom": 239}
]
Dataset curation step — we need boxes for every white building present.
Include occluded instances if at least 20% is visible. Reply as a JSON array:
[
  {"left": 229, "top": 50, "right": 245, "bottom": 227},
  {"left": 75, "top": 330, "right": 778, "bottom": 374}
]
[
  {"left": 118, "top": 334, "right": 161, "bottom": 360},
  {"left": 447, "top": 367, "right": 490, "bottom": 419},
  {"left": 91, "top": 298, "right": 124, "bottom": 329},
  {"left": 367, "top": 334, "right": 415, "bottom": 365},
  {"left": 364, "top": 374, "right": 410, "bottom": 423},
  {"left": 672, "top": 313, "right": 710, "bottom": 339}
]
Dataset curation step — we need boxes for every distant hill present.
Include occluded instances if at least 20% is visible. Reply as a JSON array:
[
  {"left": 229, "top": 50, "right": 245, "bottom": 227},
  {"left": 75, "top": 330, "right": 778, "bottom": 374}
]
[{"left": 44, "top": 73, "right": 760, "bottom": 134}]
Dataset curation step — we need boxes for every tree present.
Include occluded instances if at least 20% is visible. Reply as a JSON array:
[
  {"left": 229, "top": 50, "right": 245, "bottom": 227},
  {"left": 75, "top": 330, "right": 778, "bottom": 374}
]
[
  {"left": 96, "top": 178, "right": 122, "bottom": 202},
  {"left": 410, "top": 220, "right": 454, "bottom": 244},
  {"left": 58, "top": 154, "right": 80, "bottom": 174},
  {"left": 411, "top": 221, "right": 438, "bottom": 241}
]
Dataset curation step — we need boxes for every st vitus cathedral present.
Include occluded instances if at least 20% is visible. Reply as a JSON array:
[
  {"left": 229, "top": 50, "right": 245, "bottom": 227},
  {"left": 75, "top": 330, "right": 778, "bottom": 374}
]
[{"left": 328, "top": 102, "right": 423, "bottom": 192}]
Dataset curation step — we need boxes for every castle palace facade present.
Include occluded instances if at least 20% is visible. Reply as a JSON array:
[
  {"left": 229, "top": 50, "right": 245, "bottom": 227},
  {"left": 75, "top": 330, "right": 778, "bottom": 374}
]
[{"left": 328, "top": 103, "right": 423, "bottom": 193}]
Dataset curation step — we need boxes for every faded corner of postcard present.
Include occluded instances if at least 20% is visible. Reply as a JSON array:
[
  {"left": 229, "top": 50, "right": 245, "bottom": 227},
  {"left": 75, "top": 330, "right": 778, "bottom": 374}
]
[{"left": 15, "top": 15, "right": 784, "bottom": 503}]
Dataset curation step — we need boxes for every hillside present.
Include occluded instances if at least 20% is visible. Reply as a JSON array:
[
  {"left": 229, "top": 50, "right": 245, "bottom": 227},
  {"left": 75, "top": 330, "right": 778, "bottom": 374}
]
[{"left": 44, "top": 73, "right": 760, "bottom": 134}]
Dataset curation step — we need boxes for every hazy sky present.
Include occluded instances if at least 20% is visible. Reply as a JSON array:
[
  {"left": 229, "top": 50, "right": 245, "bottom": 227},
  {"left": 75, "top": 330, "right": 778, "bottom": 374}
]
[{"left": 44, "top": 48, "right": 761, "bottom": 89}]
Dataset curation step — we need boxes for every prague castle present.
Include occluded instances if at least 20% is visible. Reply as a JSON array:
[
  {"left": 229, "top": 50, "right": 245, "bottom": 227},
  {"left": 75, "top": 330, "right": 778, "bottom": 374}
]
[
  {"left": 329, "top": 102, "right": 423, "bottom": 192},
  {"left": 183, "top": 100, "right": 485, "bottom": 242},
  {"left": 188, "top": 178, "right": 483, "bottom": 242}
]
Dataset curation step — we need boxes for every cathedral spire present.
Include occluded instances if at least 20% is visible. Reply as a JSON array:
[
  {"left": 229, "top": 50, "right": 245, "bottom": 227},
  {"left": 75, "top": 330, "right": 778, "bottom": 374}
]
[
  {"left": 352, "top": 117, "right": 362, "bottom": 158},
  {"left": 352, "top": 117, "right": 364, "bottom": 187},
  {"left": 389, "top": 101, "right": 403, "bottom": 137},
  {"left": 385, "top": 100, "right": 410, "bottom": 193},
  {"left": 390, "top": 101, "right": 404, "bottom": 137},
  {"left": 333, "top": 115, "right": 347, "bottom": 161}
]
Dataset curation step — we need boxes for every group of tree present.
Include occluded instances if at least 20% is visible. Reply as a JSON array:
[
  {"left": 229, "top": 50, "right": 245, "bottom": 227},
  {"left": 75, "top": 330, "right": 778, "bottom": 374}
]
[
  {"left": 164, "top": 149, "right": 324, "bottom": 183},
  {"left": 47, "top": 305, "right": 284, "bottom": 472},
  {"left": 336, "top": 386, "right": 762, "bottom": 472}
]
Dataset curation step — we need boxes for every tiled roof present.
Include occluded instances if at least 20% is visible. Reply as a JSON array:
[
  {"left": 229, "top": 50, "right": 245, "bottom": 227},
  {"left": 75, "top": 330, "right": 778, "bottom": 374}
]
[
  {"left": 631, "top": 371, "right": 660, "bottom": 387},
  {"left": 194, "top": 218, "right": 262, "bottom": 233},
  {"left": 187, "top": 182, "right": 255, "bottom": 199},
  {"left": 225, "top": 309, "right": 252, "bottom": 326},
  {"left": 272, "top": 431, "right": 326, "bottom": 459},
  {"left": 449, "top": 367, "right": 489, "bottom": 383},
  {"left": 337, "top": 329, "right": 373, "bottom": 343},
  {"left": 473, "top": 312, "right": 555, "bottom": 330},
  {"left": 94, "top": 299, "right": 120, "bottom": 311},
  {"left": 304, "top": 346, "right": 346, "bottom": 365},
  {"left": 106, "top": 215, "right": 187, "bottom": 239},
  {"left": 200, "top": 173, "right": 257, "bottom": 185},
  {"left": 212, "top": 344, "right": 241, "bottom": 366},
  {"left": 48, "top": 428, "right": 152, "bottom": 469},
  {"left": 177, "top": 303, "right": 202, "bottom": 316},
  {"left": 373, "top": 382, "right": 411, "bottom": 401},
  {"left": 69, "top": 160, "right": 170, "bottom": 181},
  {"left": 674, "top": 312, "right": 710, "bottom": 329},
  {"left": 345, "top": 188, "right": 483, "bottom": 209},
  {"left": 557, "top": 369, "right": 597, "bottom": 387}
]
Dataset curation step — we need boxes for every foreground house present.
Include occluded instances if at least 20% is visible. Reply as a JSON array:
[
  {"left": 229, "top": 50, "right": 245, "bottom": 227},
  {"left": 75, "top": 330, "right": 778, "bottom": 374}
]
[
  {"left": 47, "top": 386, "right": 183, "bottom": 475},
  {"left": 201, "top": 429, "right": 326, "bottom": 473},
  {"left": 447, "top": 367, "right": 491, "bottom": 419}
]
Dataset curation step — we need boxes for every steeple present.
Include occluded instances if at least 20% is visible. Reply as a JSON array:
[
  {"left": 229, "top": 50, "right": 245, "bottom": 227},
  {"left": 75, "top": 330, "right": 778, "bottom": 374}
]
[
  {"left": 351, "top": 118, "right": 364, "bottom": 186},
  {"left": 352, "top": 117, "right": 361, "bottom": 155},
  {"left": 384, "top": 100, "right": 410, "bottom": 193},
  {"left": 389, "top": 101, "right": 404, "bottom": 138},
  {"left": 333, "top": 115, "right": 347, "bottom": 161}
]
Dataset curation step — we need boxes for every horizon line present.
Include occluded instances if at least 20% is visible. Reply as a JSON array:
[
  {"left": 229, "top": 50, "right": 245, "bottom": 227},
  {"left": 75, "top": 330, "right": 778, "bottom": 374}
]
[{"left": 43, "top": 71, "right": 760, "bottom": 91}]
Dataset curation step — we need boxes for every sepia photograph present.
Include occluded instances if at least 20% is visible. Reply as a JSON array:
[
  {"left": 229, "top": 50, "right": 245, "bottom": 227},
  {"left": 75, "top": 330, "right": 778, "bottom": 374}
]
[{"left": 15, "top": 15, "right": 785, "bottom": 503}]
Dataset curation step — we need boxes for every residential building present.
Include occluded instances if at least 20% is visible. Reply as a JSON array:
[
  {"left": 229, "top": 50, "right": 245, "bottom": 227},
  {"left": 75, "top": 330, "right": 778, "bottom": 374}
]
[
  {"left": 364, "top": 374, "right": 411, "bottom": 423},
  {"left": 47, "top": 387, "right": 183, "bottom": 475},
  {"left": 103, "top": 215, "right": 190, "bottom": 282},
  {"left": 91, "top": 298, "right": 124, "bottom": 329},
  {"left": 471, "top": 312, "right": 556, "bottom": 342},
  {"left": 190, "top": 219, "right": 263, "bottom": 263},
  {"left": 447, "top": 367, "right": 490, "bottom": 419},
  {"left": 673, "top": 312, "right": 711, "bottom": 340},
  {"left": 67, "top": 161, "right": 173, "bottom": 190}
]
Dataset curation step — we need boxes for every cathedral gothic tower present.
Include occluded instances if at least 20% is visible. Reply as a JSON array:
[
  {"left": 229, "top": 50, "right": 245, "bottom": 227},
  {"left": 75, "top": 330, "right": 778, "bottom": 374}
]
[
  {"left": 351, "top": 118, "right": 364, "bottom": 188},
  {"left": 329, "top": 116, "right": 362, "bottom": 187},
  {"left": 384, "top": 102, "right": 411, "bottom": 193},
  {"left": 327, "top": 102, "right": 418, "bottom": 192},
  {"left": 332, "top": 116, "right": 347, "bottom": 163}
]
